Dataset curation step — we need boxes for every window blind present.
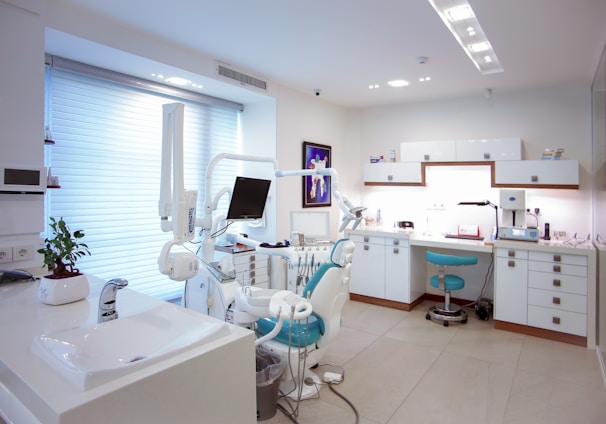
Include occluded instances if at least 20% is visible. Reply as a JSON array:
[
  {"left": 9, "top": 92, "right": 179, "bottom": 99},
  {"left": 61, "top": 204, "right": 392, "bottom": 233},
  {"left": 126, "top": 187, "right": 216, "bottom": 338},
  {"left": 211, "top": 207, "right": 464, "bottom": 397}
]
[{"left": 46, "top": 67, "right": 240, "bottom": 300}]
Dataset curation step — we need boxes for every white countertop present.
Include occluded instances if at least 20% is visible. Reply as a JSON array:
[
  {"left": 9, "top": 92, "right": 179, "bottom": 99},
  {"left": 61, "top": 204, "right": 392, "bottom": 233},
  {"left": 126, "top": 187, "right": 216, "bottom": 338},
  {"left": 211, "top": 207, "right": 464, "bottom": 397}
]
[
  {"left": 0, "top": 275, "right": 252, "bottom": 422},
  {"left": 347, "top": 228, "right": 596, "bottom": 256}
]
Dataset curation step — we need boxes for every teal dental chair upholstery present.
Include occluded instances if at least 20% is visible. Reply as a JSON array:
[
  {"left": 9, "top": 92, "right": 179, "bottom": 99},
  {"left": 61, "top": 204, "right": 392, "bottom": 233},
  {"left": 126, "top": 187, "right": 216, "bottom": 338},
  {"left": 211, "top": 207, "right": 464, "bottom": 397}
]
[{"left": 425, "top": 250, "right": 477, "bottom": 326}]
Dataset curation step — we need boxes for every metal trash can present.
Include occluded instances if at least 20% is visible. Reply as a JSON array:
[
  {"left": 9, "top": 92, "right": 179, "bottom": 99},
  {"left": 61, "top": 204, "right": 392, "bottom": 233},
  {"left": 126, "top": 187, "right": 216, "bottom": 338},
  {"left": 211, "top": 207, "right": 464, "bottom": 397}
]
[{"left": 256, "top": 349, "right": 284, "bottom": 420}]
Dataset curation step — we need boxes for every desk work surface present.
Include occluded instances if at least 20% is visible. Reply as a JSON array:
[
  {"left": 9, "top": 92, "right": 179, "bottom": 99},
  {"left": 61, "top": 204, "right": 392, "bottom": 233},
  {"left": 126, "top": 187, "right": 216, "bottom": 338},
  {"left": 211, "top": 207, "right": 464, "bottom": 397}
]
[{"left": 347, "top": 228, "right": 493, "bottom": 253}]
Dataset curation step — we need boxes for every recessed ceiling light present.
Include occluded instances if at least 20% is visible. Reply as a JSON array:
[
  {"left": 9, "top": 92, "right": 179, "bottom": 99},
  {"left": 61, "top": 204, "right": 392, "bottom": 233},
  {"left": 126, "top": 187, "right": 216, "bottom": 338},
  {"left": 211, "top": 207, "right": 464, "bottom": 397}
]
[
  {"left": 427, "top": 0, "right": 503, "bottom": 74},
  {"left": 388, "top": 80, "right": 409, "bottom": 88},
  {"left": 165, "top": 77, "right": 191, "bottom": 86},
  {"left": 419, "top": 76, "right": 432, "bottom": 82},
  {"left": 368, "top": 84, "right": 380, "bottom": 89},
  {"left": 446, "top": 5, "right": 474, "bottom": 22}
]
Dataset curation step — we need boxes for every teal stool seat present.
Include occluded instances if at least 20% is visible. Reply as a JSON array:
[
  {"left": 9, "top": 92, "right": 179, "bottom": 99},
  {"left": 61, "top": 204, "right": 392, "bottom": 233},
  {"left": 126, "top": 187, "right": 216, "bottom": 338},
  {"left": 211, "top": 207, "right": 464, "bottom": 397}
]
[{"left": 425, "top": 250, "right": 477, "bottom": 327}]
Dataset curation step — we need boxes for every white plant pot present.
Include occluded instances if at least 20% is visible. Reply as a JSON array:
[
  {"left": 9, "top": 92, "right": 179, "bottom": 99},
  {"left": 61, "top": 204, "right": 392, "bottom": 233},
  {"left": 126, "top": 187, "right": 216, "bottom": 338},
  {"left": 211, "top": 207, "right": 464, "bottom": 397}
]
[{"left": 38, "top": 274, "right": 90, "bottom": 305}]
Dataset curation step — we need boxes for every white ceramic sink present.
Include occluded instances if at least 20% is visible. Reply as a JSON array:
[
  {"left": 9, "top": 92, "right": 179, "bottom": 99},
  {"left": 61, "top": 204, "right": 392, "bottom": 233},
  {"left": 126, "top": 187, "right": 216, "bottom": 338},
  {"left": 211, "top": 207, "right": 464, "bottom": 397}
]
[{"left": 31, "top": 303, "right": 229, "bottom": 390}]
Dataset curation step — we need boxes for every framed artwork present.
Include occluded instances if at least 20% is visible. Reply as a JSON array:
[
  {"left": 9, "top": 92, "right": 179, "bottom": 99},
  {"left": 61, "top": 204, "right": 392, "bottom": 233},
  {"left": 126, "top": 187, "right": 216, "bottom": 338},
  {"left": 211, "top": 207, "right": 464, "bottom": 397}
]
[{"left": 302, "top": 141, "right": 331, "bottom": 207}]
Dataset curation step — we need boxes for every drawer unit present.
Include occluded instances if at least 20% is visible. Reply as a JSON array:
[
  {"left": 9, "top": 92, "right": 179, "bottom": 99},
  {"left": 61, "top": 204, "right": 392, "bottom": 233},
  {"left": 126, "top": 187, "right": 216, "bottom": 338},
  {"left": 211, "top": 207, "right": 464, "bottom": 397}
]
[
  {"left": 216, "top": 250, "right": 270, "bottom": 288},
  {"left": 494, "top": 248, "right": 528, "bottom": 324},
  {"left": 528, "top": 305, "right": 587, "bottom": 336}
]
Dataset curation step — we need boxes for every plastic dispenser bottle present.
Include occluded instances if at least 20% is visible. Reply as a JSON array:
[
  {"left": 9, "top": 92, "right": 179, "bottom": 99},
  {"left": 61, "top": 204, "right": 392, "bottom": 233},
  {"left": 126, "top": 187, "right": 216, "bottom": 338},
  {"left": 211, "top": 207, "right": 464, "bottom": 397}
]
[{"left": 376, "top": 208, "right": 382, "bottom": 227}]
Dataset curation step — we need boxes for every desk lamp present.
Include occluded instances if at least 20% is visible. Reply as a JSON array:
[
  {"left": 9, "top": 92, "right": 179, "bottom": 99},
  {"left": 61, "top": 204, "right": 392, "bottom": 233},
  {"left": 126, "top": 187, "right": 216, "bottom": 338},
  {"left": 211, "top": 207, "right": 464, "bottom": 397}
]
[{"left": 458, "top": 200, "right": 499, "bottom": 240}]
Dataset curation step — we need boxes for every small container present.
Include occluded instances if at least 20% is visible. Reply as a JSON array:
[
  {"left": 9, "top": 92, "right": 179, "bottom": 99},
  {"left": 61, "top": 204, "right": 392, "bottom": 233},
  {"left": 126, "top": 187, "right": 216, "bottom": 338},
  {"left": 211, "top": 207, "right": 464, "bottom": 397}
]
[{"left": 389, "top": 150, "right": 396, "bottom": 162}]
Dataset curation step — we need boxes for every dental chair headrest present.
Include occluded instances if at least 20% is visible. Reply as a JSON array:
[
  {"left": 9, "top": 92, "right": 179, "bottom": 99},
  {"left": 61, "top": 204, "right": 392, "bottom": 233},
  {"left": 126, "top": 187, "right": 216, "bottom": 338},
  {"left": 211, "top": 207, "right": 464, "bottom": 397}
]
[{"left": 330, "top": 238, "right": 354, "bottom": 267}]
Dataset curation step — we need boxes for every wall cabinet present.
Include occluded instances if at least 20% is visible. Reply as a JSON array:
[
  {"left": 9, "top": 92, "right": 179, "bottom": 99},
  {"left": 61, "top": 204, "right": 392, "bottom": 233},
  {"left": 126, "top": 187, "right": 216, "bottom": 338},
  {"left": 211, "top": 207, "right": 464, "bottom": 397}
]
[
  {"left": 363, "top": 162, "right": 423, "bottom": 185},
  {"left": 455, "top": 137, "right": 521, "bottom": 161},
  {"left": 494, "top": 160, "right": 579, "bottom": 188},
  {"left": 400, "top": 140, "right": 456, "bottom": 162},
  {"left": 349, "top": 233, "right": 412, "bottom": 303}
]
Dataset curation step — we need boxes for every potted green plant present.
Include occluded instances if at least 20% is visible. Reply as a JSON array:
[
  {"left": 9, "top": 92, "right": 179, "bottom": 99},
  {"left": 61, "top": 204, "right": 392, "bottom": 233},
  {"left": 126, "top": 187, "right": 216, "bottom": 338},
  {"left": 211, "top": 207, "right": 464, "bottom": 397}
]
[{"left": 37, "top": 217, "right": 91, "bottom": 305}]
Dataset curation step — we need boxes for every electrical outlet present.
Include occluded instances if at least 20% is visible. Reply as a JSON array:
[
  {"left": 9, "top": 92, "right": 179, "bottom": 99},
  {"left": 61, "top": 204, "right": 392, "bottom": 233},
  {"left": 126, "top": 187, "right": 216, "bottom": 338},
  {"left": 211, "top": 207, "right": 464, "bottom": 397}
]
[
  {"left": 427, "top": 201, "right": 446, "bottom": 210},
  {"left": 0, "top": 246, "right": 12, "bottom": 264},
  {"left": 12, "top": 245, "right": 34, "bottom": 261}
]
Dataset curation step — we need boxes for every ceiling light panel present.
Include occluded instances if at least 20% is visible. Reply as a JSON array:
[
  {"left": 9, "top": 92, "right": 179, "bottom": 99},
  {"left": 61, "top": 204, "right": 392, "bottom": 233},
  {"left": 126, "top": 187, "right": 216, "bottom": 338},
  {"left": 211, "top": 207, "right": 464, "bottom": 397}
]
[{"left": 427, "top": 0, "right": 503, "bottom": 75}]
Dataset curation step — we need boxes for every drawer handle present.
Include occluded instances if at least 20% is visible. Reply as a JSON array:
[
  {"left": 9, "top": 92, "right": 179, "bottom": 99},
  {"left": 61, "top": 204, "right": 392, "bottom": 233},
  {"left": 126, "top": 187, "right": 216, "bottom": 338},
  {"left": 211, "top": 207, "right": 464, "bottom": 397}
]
[
  {"left": 364, "top": 236, "right": 369, "bottom": 242},
  {"left": 250, "top": 255, "right": 255, "bottom": 262},
  {"left": 393, "top": 247, "right": 399, "bottom": 254},
  {"left": 387, "top": 174, "right": 393, "bottom": 182},
  {"left": 531, "top": 175, "right": 538, "bottom": 182},
  {"left": 364, "top": 245, "right": 369, "bottom": 251},
  {"left": 424, "top": 154, "right": 430, "bottom": 161},
  {"left": 552, "top": 317, "right": 561, "bottom": 325},
  {"left": 393, "top": 239, "right": 399, "bottom": 245},
  {"left": 249, "top": 270, "right": 256, "bottom": 278},
  {"left": 250, "top": 263, "right": 256, "bottom": 270},
  {"left": 508, "top": 250, "right": 515, "bottom": 257},
  {"left": 483, "top": 152, "right": 490, "bottom": 159},
  {"left": 508, "top": 260, "right": 515, "bottom": 267},
  {"left": 553, "top": 254, "right": 561, "bottom": 262},
  {"left": 251, "top": 278, "right": 256, "bottom": 285},
  {"left": 553, "top": 265, "right": 561, "bottom": 273},
  {"left": 553, "top": 279, "right": 561, "bottom": 287},
  {"left": 553, "top": 297, "right": 561, "bottom": 305}
]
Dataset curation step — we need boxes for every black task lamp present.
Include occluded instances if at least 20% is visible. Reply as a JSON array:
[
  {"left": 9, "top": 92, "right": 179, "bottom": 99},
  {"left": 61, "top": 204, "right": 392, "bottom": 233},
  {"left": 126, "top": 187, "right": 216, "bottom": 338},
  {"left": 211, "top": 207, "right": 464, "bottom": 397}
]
[{"left": 458, "top": 200, "right": 499, "bottom": 240}]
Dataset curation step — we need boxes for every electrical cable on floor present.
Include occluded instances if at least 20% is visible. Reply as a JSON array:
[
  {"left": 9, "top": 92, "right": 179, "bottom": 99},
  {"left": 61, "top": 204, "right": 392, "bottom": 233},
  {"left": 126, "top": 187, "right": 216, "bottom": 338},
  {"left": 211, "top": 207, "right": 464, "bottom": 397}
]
[
  {"left": 276, "top": 403, "right": 300, "bottom": 423},
  {"left": 328, "top": 382, "right": 360, "bottom": 424}
]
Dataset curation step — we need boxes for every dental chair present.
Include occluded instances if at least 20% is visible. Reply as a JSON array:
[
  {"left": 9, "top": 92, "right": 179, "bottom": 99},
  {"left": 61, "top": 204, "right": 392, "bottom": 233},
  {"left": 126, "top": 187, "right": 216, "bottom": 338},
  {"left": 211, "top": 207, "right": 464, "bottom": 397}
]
[{"left": 255, "top": 238, "right": 355, "bottom": 396}]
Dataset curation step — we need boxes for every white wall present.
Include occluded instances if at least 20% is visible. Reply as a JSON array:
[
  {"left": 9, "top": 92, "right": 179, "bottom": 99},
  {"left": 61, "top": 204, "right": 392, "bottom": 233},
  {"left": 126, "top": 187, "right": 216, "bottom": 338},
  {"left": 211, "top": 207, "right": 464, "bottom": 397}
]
[
  {"left": 0, "top": 0, "right": 46, "bottom": 269},
  {"left": 274, "top": 85, "right": 357, "bottom": 241},
  {"left": 354, "top": 83, "right": 593, "bottom": 238}
]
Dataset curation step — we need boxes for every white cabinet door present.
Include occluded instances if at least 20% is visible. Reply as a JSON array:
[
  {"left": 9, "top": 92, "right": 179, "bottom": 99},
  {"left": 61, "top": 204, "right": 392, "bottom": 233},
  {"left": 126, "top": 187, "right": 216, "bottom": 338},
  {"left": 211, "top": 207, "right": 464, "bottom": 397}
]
[
  {"left": 349, "top": 237, "right": 385, "bottom": 298},
  {"left": 363, "top": 163, "right": 422, "bottom": 184},
  {"left": 455, "top": 137, "right": 522, "bottom": 161},
  {"left": 494, "top": 160, "right": 579, "bottom": 187},
  {"left": 494, "top": 249, "right": 528, "bottom": 325},
  {"left": 384, "top": 238, "right": 410, "bottom": 302},
  {"left": 400, "top": 140, "right": 456, "bottom": 162}
]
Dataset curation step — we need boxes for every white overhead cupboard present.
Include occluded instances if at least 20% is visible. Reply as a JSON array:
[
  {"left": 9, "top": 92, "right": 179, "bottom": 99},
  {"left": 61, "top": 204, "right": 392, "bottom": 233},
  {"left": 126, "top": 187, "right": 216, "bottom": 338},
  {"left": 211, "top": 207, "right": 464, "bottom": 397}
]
[{"left": 364, "top": 138, "right": 579, "bottom": 189}]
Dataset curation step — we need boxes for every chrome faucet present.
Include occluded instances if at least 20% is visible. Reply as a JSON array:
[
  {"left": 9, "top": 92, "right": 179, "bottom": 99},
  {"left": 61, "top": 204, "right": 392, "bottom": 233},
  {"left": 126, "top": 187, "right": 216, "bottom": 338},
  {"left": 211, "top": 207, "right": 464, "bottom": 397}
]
[{"left": 98, "top": 278, "right": 129, "bottom": 323}]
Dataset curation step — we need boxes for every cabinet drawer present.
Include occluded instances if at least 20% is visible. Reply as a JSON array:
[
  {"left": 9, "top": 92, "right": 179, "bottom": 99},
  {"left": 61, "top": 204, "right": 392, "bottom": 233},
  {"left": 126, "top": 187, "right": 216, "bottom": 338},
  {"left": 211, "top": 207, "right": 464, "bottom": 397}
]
[
  {"left": 385, "top": 237, "right": 409, "bottom": 248},
  {"left": 528, "top": 251, "right": 587, "bottom": 266},
  {"left": 528, "top": 288, "right": 587, "bottom": 314},
  {"left": 349, "top": 234, "right": 385, "bottom": 245},
  {"left": 233, "top": 254, "right": 268, "bottom": 267},
  {"left": 527, "top": 305, "right": 586, "bottom": 336},
  {"left": 528, "top": 271, "right": 587, "bottom": 295},
  {"left": 528, "top": 260, "right": 587, "bottom": 277},
  {"left": 496, "top": 248, "right": 528, "bottom": 260}
]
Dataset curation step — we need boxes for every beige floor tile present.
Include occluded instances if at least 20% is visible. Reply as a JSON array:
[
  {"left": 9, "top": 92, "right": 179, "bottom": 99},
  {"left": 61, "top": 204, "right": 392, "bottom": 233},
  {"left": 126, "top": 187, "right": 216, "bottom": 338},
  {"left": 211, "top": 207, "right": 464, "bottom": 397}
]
[
  {"left": 444, "top": 325, "right": 525, "bottom": 366},
  {"left": 387, "top": 351, "right": 515, "bottom": 424},
  {"left": 516, "top": 336, "right": 605, "bottom": 389},
  {"left": 502, "top": 369, "right": 606, "bottom": 424},
  {"left": 321, "top": 326, "right": 380, "bottom": 367},
  {"left": 384, "top": 309, "right": 458, "bottom": 351},
  {"left": 324, "top": 336, "right": 441, "bottom": 423},
  {"left": 342, "top": 301, "right": 408, "bottom": 336}
]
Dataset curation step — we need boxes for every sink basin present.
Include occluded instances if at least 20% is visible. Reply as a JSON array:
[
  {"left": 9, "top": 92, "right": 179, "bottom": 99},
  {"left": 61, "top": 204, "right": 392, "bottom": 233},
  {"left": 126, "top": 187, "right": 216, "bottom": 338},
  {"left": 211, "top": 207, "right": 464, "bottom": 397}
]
[{"left": 31, "top": 303, "right": 229, "bottom": 390}]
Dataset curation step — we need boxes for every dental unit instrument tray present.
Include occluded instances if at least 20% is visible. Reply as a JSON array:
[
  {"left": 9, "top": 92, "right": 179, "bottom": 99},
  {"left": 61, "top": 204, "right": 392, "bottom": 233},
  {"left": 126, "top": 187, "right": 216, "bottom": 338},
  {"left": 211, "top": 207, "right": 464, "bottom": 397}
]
[{"left": 208, "top": 262, "right": 236, "bottom": 282}]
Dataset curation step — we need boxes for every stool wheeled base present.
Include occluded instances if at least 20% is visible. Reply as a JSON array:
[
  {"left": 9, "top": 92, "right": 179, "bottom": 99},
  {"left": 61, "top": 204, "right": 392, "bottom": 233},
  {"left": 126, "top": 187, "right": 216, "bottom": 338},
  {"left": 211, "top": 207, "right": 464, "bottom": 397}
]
[{"left": 425, "top": 303, "right": 468, "bottom": 327}]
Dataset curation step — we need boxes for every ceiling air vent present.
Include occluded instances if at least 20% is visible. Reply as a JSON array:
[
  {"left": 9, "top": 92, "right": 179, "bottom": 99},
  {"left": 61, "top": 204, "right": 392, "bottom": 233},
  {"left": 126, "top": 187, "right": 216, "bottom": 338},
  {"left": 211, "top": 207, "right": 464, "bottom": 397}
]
[{"left": 217, "top": 65, "right": 267, "bottom": 90}]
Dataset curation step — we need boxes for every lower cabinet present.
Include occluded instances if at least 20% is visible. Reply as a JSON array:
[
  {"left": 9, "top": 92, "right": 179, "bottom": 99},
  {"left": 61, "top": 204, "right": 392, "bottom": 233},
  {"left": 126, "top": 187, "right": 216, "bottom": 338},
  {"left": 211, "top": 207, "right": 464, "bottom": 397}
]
[
  {"left": 349, "top": 233, "right": 412, "bottom": 303},
  {"left": 494, "top": 246, "right": 589, "bottom": 339}
]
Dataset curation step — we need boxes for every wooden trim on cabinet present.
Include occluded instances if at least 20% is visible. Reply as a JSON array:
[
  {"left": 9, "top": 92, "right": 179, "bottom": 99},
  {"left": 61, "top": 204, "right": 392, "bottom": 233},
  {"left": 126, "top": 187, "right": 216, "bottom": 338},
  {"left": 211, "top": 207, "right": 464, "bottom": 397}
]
[{"left": 494, "top": 320, "right": 587, "bottom": 347}]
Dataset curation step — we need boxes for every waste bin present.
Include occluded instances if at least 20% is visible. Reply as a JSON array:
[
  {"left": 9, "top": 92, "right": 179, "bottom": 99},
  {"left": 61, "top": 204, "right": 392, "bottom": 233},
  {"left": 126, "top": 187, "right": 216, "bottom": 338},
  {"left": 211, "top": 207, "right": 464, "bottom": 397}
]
[{"left": 256, "top": 349, "right": 284, "bottom": 420}]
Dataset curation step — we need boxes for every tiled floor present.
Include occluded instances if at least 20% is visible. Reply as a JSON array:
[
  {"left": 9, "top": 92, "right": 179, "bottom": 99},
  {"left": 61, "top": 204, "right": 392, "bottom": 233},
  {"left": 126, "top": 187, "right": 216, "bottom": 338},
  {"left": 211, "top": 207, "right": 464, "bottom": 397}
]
[{"left": 263, "top": 300, "right": 606, "bottom": 424}]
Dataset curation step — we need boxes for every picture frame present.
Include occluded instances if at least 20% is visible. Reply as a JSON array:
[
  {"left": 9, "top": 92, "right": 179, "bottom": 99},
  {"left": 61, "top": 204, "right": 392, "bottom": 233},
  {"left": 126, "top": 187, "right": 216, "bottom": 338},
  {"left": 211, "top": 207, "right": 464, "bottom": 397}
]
[{"left": 302, "top": 141, "right": 331, "bottom": 208}]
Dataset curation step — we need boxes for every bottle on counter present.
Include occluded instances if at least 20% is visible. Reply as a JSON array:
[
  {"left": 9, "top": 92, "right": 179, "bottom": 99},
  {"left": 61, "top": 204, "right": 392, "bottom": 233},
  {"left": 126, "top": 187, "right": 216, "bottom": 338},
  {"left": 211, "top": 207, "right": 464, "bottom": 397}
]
[{"left": 376, "top": 208, "right": 382, "bottom": 226}]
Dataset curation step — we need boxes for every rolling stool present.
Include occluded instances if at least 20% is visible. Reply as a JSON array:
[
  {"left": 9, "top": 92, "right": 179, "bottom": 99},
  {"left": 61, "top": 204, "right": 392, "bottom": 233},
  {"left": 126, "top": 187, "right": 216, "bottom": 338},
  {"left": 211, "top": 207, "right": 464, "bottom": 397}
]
[{"left": 425, "top": 250, "right": 477, "bottom": 326}]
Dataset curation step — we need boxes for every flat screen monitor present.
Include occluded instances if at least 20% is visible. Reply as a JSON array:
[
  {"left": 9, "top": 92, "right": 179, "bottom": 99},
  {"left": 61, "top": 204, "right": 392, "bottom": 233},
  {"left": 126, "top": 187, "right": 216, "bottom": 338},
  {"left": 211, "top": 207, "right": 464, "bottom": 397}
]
[{"left": 226, "top": 176, "right": 271, "bottom": 221}]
